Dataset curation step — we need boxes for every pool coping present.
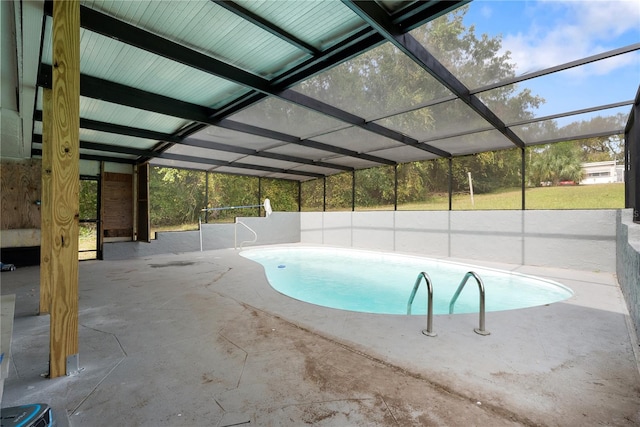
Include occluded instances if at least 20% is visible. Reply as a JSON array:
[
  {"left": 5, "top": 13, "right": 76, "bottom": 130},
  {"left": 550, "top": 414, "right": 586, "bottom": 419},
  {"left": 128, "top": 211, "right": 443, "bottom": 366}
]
[
  {"left": 2, "top": 244, "right": 638, "bottom": 425},
  {"left": 225, "top": 243, "right": 640, "bottom": 425}
]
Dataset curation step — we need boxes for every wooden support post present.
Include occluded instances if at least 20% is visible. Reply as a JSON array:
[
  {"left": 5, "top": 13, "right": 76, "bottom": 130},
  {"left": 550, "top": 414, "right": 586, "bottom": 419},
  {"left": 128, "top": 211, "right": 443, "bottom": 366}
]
[
  {"left": 49, "top": 0, "right": 80, "bottom": 379},
  {"left": 39, "top": 89, "right": 52, "bottom": 315}
]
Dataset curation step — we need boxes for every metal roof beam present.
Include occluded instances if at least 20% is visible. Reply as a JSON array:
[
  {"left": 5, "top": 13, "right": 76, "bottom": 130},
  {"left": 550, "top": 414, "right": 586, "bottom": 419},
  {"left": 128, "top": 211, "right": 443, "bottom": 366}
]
[
  {"left": 389, "top": 0, "right": 469, "bottom": 32},
  {"left": 38, "top": 64, "right": 214, "bottom": 123},
  {"left": 528, "top": 129, "right": 626, "bottom": 147},
  {"left": 218, "top": 119, "right": 397, "bottom": 166},
  {"left": 58, "top": 5, "right": 273, "bottom": 93},
  {"left": 157, "top": 29, "right": 384, "bottom": 134},
  {"left": 278, "top": 90, "right": 452, "bottom": 158},
  {"left": 420, "top": 126, "right": 496, "bottom": 146},
  {"left": 36, "top": 66, "right": 394, "bottom": 167},
  {"left": 184, "top": 29, "right": 383, "bottom": 135},
  {"left": 343, "top": 0, "right": 526, "bottom": 149},
  {"left": 158, "top": 155, "right": 325, "bottom": 178},
  {"left": 270, "top": 28, "right": 382, "bottom": 88},
  {"left": 74, "top": 5, "right": 448, "bottom": 158},
  {"left": 32, "top": 148, "right": 135, "bottom": 165},
  {"left": 412, "top": 101, "right": 632, "bottom": 147},
  {"left": 33, "top": 109, "right": 352, "bottom": 171},
  {"left": 33, "top": 134, "right": 148, "bottom": 157},
  {"left": 33, "top": 135, "right": 324, "bottom": 178},
  {"left": 367, "top": 94, "right": 458, "bottom": 123},
  {"left": 471, "top": 43, "right": 640, "bottom": 95},
  {"left": 213, "top": 1, "right": 319, "bottom": 55},
  {"left": 505, "top": 100, "right": 634, "bottom": 127},
  {"left": 181, "top": 138, "right": 354, "bottom": 172},
  {"left": 34, "top": 110, "right": 182, "bottom": 143},
  {"left": 43, "top": 2, "right": 454, "bottom": 159}
]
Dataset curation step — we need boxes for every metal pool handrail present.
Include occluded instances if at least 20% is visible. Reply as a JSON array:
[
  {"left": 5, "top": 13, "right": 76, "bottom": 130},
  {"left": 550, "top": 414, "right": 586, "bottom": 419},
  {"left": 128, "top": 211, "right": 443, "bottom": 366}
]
[
  {"left": 407, "top": 272, "right": 436, "bottom": 337},
  {"left": 234, "top": 219, "right": 258, "bottom": 250},
  {"left": 198, "top": 199, "right": 272, "bottom": 251},
  {"left": 449, "top": 271, "right": 490, "bottom": 336}
]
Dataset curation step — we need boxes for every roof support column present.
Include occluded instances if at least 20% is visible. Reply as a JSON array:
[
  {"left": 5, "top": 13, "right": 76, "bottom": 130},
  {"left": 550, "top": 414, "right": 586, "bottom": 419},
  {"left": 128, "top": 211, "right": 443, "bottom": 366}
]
[
  {"left": 258, "top": 177, "right": 262, "bottom": 217},
  {"left": 135, "top": 164, "right": 151, "bottom": 242},
  {"left": 351, "top": 171, "right": 356, "bottom": 212},
  {"left": 448, "top": 158, "right": 453, "bottom": 211},
  {"left": 323, "top": 177, "right": 326, "bottom": 212},
  {"left": 205, "top": 172, "right": 210, "bottom": 223},
  {"left": 521, "top": 148, "right": 526, "bottom": 210},
  {"left": 49, "top": 0, "right": 80, "bottom": 378},
  {"left": 394, "top": 165, "right": 398, "bottom": 211}
]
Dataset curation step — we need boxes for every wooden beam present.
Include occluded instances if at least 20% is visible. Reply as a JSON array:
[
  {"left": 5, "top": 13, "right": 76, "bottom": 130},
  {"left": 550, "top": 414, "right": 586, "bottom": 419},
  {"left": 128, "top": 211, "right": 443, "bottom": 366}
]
[
  {"left": 49, "top": 0, "right": 80, "bottom": 379},
  {"left": 39, "top": 88, "right": 52, "bottom": 315}
]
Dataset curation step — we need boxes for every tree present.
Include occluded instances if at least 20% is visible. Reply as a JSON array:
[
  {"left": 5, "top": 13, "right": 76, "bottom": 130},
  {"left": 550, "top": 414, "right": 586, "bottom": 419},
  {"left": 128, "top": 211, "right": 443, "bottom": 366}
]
[
  {"left": 452, "top": 149, "right": 521, "bottom": 194},
  {"left": 150, "top": 167, "right": 207, "bottom": 226},
  {"left": 397, "top": 158, "right": 450, "bottom": 204},
  {"left": 579, "top": 134, "right": 624, "bottom": 163},
  {"left": 524, "top": 112, "right": 625, "bottom": 188},
  {"left": 326, "top": 172, "right": 353, "bottom": 210},
  {"left": 528, "top": 142, "right": 584, "bottom": 186},
  {"left": 150, "top": 167, "right": 302, "bottom": 225},
  {"left": 301, "top": 178, "right": 324, "bottom": 211},
  {"left": 521, "top": 114, "right": 625, "bottom": 163},
  {"left": 355, "top": 166, "right": 395, "bottom": 208},
  {"left": 295, "top": 5, "right": 542, "bottom": 201},
  {"left": 158, "top": 6, "right": 550, "bottom": 211},
  {"left": 79, "top": 179, "right": 97, "bottom": 220},
  {"left": 261, "top": 178, "right": 298, "bottom": 212},
  {"left": 207, "top": 174, "right": 260, "bottom": 221}
]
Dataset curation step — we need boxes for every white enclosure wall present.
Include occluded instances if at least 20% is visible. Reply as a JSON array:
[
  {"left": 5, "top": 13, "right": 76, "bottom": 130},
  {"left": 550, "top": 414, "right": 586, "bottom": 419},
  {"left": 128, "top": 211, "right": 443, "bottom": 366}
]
[
  {"left": 301, "top": 210, "right": 617, "bottom": 272},
  {"left": 104, "top": 212, "right": 300, "bottom": 259},
  {"left": 105, "top": 209, "right": 616, "bottom": 272}
]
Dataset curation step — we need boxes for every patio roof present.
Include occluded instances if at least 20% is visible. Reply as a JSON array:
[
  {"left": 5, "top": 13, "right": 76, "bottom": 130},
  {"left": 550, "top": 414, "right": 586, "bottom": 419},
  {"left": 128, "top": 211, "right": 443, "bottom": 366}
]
[{"left": 5, "top": 0, "right": 639, "bottom": 181}]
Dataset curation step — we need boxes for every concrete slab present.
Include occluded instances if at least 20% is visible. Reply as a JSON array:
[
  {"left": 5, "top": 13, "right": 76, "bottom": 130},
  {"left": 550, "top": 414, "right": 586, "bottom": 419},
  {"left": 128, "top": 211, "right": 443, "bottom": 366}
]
[
  {"left": 0, "top": 294, "right": 16, "bottom": 402},
  {"left": 1, "top": 245, "right": 639, "bottom": 426}
]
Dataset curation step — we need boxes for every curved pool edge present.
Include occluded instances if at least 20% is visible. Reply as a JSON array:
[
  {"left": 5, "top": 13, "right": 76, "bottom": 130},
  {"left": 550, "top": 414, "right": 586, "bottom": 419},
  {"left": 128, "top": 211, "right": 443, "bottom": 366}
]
[{"left": 240, "top": 245, "right": 574, "bottom": 315}]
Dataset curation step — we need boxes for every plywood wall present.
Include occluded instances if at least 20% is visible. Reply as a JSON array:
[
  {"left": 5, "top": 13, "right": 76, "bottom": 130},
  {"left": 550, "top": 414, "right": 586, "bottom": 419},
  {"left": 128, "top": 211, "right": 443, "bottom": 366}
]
[
  {"left": 0, "top": 159, "right": 42, "bottom": 229},
  {"left": 102, "top": 172, "right": 133, "bottom": 238}
]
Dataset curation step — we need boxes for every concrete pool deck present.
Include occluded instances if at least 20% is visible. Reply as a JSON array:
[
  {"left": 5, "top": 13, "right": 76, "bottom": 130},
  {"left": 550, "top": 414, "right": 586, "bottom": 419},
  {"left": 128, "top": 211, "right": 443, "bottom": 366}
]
[{"left": 2, "top": 244, "right": 639, "bottom": 426}]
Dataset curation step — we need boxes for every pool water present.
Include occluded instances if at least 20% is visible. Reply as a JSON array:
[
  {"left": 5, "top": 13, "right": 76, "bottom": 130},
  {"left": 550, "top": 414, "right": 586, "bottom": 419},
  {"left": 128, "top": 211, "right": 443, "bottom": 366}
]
[{"left": 241, "top": 247, "right": 573, "bottom": 315}]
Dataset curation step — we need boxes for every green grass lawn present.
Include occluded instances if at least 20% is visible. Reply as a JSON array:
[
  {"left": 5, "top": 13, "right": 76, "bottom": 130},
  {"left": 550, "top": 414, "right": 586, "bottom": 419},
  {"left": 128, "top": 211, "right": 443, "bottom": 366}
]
[
  {"left": 393, "top": 183, "right": 625, "bottom": 211},
  {"left": 524, "top": 184, "right": 624, "bottom": 209},
  {"left": 145, "top": 184, "right": 624, "bottom": 240},
  {"left": 79, "top": 183, "right": 624, "bottom": 258}
]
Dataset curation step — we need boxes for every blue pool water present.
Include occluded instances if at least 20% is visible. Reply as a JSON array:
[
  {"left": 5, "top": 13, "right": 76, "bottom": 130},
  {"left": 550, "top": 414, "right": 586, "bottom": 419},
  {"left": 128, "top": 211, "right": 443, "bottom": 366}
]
[{"left": 240, "top": 247, "right": 573, "bottom": 315}]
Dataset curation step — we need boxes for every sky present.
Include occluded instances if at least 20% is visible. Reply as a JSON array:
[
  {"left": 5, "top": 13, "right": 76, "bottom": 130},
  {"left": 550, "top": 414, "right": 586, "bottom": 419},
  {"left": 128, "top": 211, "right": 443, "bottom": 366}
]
[
  {"left": 465, "top": 0, "right": 639, "bottom": 73},
  {"left": 460, "top": 0, "right": 640, "bottom": 123}
]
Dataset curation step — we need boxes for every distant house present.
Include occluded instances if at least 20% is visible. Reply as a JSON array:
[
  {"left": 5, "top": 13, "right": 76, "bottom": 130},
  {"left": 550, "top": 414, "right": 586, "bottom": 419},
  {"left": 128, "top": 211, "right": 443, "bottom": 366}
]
[{"left": 580, "top": 161, "right": 624, "bottom": 185}]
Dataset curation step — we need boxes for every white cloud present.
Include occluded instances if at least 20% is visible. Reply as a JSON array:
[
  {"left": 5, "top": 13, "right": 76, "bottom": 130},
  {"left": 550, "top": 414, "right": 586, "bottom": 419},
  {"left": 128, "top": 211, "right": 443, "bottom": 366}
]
[
  {"left": 480, "top": 5, "right": 493, "bottom": 19},
  {"left": 501, "top": 0, "right": 640, "bottom": 76}
]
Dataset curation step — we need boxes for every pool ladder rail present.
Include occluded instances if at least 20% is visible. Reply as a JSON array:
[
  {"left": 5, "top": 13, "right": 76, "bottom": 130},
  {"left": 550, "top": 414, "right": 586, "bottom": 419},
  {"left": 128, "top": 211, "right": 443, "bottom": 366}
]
[
  {"left": 407, "top": 271, "right": 490, "bottom": 337},
  {"left": 407, "top": 272, "right": 436, "bottom": 337},
  {"left": 449, "top": 271, "right": 490, "bottom": 336}
]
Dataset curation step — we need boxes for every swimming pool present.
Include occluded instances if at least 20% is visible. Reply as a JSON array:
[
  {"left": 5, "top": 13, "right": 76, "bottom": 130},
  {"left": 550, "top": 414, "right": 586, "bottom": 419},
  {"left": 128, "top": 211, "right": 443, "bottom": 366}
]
[{"left": 241, "top": 246, "right": 573, "bottom": 315}]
